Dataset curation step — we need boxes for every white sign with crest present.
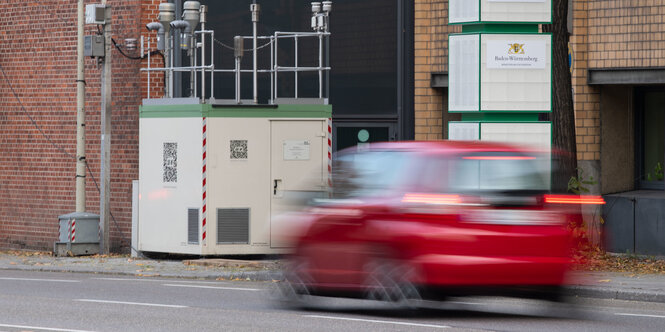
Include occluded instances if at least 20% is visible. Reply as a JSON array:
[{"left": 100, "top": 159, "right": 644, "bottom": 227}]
[{"left": 487, "top": 40, "right": 546, "bottom": 69}]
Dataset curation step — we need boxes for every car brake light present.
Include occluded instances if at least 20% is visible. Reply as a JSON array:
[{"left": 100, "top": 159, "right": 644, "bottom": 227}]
[
  {"left": 402, "top": 193, "right": 462, "bottom": 205},
  {"left": 544, "top": 194, "right": 605, "bottom": 205},
  {"left": 462, "top": 156, "right": 536, "bottom": 160}
]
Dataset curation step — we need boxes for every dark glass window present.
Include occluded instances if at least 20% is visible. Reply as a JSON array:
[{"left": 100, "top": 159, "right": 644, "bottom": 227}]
[{"left": 636, "top": 88, "right": 665, "bottom": 189}]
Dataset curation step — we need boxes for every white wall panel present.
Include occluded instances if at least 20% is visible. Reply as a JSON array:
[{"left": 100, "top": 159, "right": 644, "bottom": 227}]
[
  {"left": 449, "top": 122, "right": 480, "bottom": 140},
  {"left": 449, "top": 34, "right": 480, "bottom": 112},
  {"left": 449, "top": 0, "right": 479, "bottom": 23},
  {"left": 482, "top": 0, "right": 551, "bottom": 23},
  {"left": 139, "top": 117, "right": 202, "bottom": 255},
  {"left": 480, "top": 34, "right": 551, "bottom": 111}
]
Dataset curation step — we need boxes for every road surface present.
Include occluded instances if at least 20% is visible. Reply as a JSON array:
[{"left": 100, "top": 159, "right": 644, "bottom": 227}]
[{"left": 0, "top": 270, "right": 664, "bottom": 331}]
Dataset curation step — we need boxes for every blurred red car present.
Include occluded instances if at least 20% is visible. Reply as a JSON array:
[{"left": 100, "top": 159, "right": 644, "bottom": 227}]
[{"left": 276, "top": 141, "right": 604, "bottom": 306}]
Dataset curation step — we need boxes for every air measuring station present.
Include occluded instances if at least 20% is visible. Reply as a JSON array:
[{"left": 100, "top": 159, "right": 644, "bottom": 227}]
[
  {"left": 137, "top": 1, "right": 333, "bottom": 255},
  {"left": 447, "top": 0, "right": 553, "bottom": 174}
]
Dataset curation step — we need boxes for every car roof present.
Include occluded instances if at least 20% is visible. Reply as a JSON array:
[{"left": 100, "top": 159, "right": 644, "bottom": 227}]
[{"left": 346, "top": 140, "right": 547, "bottom": 155}]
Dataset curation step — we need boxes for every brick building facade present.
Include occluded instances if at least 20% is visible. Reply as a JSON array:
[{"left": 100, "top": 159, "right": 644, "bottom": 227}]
[
  {"left": 0, "top": 0, "right": 162, "bottom": 251},
  {"left": 413, "top": 0, "right": 665, "bottom": 253}
]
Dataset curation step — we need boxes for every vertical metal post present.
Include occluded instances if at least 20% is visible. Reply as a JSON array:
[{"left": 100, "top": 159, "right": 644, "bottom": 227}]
[
  {"left": 200, "top": 6, "right": 206, "bottom": 102},
  {"left": 100, "top": 3, "right": 112, "bottom": 255},
  {"left": 164, "top": 30, "right": 170, "bottom": 97},
  {"left": 170, "top": 34, "right": 175, "bottom": 97},
  {"left": 210, "top": 31, "right": 215, "bottom": 100},
  {"left": 147, "top": 37, "right": 151, "bottom": 99},
  {"left": 318, "top": 33, "right": 323, "bottom": 99},
  {"left": 270, "top": 35, "right": 274, "bottom": 104},
  {"left": 201, "top": 34, "right": 205, "bottom": 102},
  {"left": 295, "top": 35, "right": 298, "bottom": 99},
  {"left": 251, "top": 3, "right": 260, "bottom": 104},
  {"left": 234, "top": 35, "right": 243, "bottom": 104},
  {"left": 235, "top": 57, "right": 241, "bottom": 103},
  {"left": 75, "top": 0, "right": 86, "bottom": 213},
  {"left": 174, "top": 0, "right": 182, "bottom": 97},
  {"left": 274, "top": 32, "right": 278, "bottom": 100},
  {"left": 193, "top": 44, "right": 197, "bottom": 97}
]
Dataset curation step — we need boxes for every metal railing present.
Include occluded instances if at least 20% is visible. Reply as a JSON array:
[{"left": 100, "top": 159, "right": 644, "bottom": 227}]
[{"left": 141, "top": 29, "right": 330, "bottom": 104}]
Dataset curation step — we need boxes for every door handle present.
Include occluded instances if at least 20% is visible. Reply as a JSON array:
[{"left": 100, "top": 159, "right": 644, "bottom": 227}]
[{"left": 273, "top": 179, "right": 282, "bottom": 196}]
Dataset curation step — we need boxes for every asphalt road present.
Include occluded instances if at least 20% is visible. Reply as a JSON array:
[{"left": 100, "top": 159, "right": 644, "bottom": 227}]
[{"left": 1, "top": 270, "right": 665, "bottom": 332}]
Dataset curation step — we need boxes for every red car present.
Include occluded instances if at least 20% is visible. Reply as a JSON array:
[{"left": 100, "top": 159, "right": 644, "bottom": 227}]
[{"left": 276, "top": 141, "right": 603, "bottom": 307}]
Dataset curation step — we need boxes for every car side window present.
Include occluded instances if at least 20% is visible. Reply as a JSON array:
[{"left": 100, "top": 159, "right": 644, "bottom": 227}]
[{"left": 414, "top": 155, "right": 452, "bottom": 194}]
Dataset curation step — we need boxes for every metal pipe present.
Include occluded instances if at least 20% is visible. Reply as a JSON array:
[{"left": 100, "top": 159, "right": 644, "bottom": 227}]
[
  {"left": 270, "top": 35, "right": 274, "bottom": 104},
  {"left": 200, "top": 5, "right": 206, "bottom": 102},
  {"left": 295, "top": 35, "right": 298, "bottom": 99},
  {"left": 274, "top": 32, "right": 278, "bottom": 100},
  {"left": 164, "top": 31, "right": 170, "bottom": 97},
  {"left": 319, "top": 33, "right": 323, "bottom": 99},
  {"left": 147, "top": 37, "right": 151, "bottom": 99},
  {"left": 193, "top": 43, "right": 197, "bottom": 97},
  {"left": 75, "top": 0, "right": 86, "bottom": 212},
  {"left": 235, "top": 57, "right": 241, "bottom": 103},
  {"left": 251, "top": 3, "right": 260, "bottom": 104},
  {"left": 170, "top": 34, "right": 174, "bottom": 97},
  {"left": 211, "top": 30, "right": 215, "bottom": 100}
]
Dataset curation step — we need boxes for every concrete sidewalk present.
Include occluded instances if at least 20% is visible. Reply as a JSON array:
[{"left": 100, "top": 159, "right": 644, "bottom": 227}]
[{"left": 1, "top": 252, "right": 665, "bottom": 303}]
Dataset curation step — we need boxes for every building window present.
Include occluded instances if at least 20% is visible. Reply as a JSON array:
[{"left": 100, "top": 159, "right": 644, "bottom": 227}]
[{"left": 636, "top": 88, "right": 665, "bottom": 190}]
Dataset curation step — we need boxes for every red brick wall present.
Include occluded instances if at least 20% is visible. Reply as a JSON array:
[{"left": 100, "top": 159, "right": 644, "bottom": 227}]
[{"left": 0, "top": 0, "right": 162, "bottom": 252}]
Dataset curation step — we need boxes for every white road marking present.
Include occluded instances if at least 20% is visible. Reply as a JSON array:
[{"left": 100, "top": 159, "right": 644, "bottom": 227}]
[
  {"left": 305, "top": 315, "right": 451, "bottom": 329},
  {"left": 615, "top": 312, "right": 665, "bottom": 319},
  {"left": 0, "top": 323, "right": 96, "bottom": 332},
  {"left": 0, "top": 277, "right": 79, "bottom": 283},
  {"left": 447, "top": 301, "right": 484, "bottom": 306},
  {"left": 74, "top": 299, "right": 188, "bottom": 308},
  {"left": 162, "top": 284, "right": 261, "bottom": 291},
  {"left": 94, "top": 278, "right": 242, "bottom": 286}
]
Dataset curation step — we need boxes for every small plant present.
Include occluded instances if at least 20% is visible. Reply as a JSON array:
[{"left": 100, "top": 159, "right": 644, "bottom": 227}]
[
  {"left": 567, "top": 168, "right": 597, "bottom": 194},
  {"left": 647, "top": 162, "right": 663, "bottom": 181}
]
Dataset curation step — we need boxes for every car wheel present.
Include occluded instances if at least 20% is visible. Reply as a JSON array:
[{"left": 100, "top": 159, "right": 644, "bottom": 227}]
[
  {"left": 364, "top": 258, "right": 421, "bottom": 309},
  {"left": 270, "top": 258, "right": 313, "bottom": 308}
]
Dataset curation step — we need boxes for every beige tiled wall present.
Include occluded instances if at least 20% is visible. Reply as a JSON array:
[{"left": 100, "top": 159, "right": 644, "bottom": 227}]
[{"left": 414, "top": 0, "right": 460, "bottom": 140}]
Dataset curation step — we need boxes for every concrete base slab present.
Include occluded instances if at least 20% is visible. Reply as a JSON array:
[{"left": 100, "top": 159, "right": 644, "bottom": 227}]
[
  {"left": 183, "top": 258, "right": 279, "bottom": 269},
  {"left": 53, "top": 242, "right": 100, "bottom": 257}
]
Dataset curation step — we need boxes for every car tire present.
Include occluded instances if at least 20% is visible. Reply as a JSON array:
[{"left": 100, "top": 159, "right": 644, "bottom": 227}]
[
  {"left": 364, "top": 258, "right": 421, "bottom": 309},
  {"left": 270, "top": 258, "right": 313, "bottom": 308}
]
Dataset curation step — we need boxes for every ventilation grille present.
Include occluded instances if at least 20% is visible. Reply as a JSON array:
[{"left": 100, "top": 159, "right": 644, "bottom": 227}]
[
  {"left": 188, "top": 208, "right": 199, "bottom": 244},
  {"left": 217, "top": 208, "right": 250, "bottom": 244}
]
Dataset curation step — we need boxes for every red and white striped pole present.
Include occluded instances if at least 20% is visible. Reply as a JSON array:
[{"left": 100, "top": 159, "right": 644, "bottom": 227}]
[
  {"left": 202, "top": 117, "right": 208, "bottom": 245},
  {"left": 69, "top": 218, "right": 76, "bottom": 243},
  {"left": 327, "top": 117, "right": 333, "bottom": 197}
]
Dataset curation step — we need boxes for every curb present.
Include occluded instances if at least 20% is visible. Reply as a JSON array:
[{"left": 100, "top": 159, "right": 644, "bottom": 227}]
[
  {"left": 0, "top": 265, "right": 279, "bottom": 281},
  {"left": 567, "top": 286, "right": 665, "bottom": 304}
]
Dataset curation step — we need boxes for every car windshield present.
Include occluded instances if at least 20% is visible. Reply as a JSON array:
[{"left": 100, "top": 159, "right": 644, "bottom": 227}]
[
  {"left": 331, "top": 150, "right": 412, "bottom": 198},
  {"left": 448, "top": 152, "right": 550, "bottom": 193}
]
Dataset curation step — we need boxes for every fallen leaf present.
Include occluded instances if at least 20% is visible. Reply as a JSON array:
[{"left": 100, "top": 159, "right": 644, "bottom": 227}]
[{"left": 598, "top": 279, "right": 611, "bottom": 283}]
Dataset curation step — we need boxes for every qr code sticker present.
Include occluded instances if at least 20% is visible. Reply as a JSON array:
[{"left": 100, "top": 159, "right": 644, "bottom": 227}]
[
  {"left": 163, "top": 142, "right": 177, "bottom": 183},
  {"left": 230, "top": 140, "right": 248, "bottom": 159}
]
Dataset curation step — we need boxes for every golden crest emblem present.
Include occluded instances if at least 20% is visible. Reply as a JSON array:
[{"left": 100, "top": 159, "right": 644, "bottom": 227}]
[{"left": 508, "top": 43, "right": 525, "bottom": 54}]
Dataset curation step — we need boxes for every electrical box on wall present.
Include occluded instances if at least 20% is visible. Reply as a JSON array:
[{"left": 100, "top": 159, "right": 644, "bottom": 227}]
[
  {"left": 85, "top": 4, "right": 107, "bottom": 25},
  {"left": 84, "top": 35, "right": 105, "bottom": 57}
]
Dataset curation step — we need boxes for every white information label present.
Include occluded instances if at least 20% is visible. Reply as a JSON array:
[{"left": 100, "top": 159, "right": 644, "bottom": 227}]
[
  {"left": 487, "top": 40, "right": 546, "bottom": 69},
  {"left": 283, "top": 140, "right": 310, "bottom": 160}
]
